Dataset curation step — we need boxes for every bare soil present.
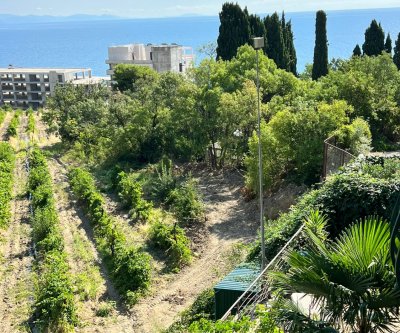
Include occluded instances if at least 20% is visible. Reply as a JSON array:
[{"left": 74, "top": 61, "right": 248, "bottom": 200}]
[
  {"left": 0, "top": 115, "right": 35, "bottom": 332},
  {"left": 131, "top": 169, "right": 260, "bottom": 332},
  {"left": 0, "top": 113, "right": 305, "bottom": 333},
  {"left": 35, "top": 114, "right": 136, "bottom": 332}
]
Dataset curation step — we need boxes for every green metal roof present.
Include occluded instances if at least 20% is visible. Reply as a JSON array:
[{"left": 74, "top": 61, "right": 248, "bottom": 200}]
[{"left": 214, "top": 267, "right": 259, "bottom": 292}]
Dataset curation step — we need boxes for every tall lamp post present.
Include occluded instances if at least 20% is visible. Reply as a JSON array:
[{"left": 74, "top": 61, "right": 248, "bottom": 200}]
[{"left": 253, "top": 37, "right": 266, "bottom": 270}]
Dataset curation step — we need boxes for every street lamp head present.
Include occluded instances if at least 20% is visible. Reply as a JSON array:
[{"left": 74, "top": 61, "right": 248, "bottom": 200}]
[{"left": 253, "top": 37, "right": 265, "bottom": 50}]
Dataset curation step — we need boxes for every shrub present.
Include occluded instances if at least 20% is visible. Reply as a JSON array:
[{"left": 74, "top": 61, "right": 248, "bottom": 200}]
[
  {"left": 151, "top": 158, "right": 177, "bottom": 202},
  {"left": 0, "top": 143, "right": 15, "bottom": 228},
  {"left": 68, "top": 167, "right": 152, "bottom": 300},
  {"left": 7, "top": 110, "right": 21, "bottom": 137},
  {"left": 27, "top": 108, "right": 35, "bottom": 133},
  {"left": 35, "top": 251, "right": 78, "bottom": 332},
  {"left": 248, "top": 156, "right": 400, "bottom": 261},
  {"left": 245, "top": 101, "right": 350, "bottom": 191},
  {"left": 165, "top": 289, "right": 215, "bottom": 332},
  {"left": 167, "top": 179, "right": 204, "bottom": 224},
  {"left": 117, "top": 171, "right": 153, "bottom": 221},
  {"left": 333, "top": 117, "right": 372, "bottom": 155},
  {"left": 28, "top": 147, "right": 77, "bottom": 331},
  {"left": 150, "top": 221, "right": 192, "bottom": 269}
]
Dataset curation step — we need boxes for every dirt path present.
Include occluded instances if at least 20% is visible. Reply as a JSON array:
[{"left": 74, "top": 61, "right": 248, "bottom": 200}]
[
  {"left": 45, "top": 149, "right": 135, "bottom": 331},
  {"left": 0, "top": 115, "right": 35, "bottom": 332},
  {"left": 132, "top": 169, "right": 259, "bottom": 332},
  {"left": 26, "top": 114, "right": 134, "bottom": 332}
]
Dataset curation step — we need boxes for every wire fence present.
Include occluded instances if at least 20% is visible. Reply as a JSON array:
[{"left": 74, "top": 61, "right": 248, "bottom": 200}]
[
  {"left": 221, "top": 225, "right": 304, "bottom": 321},
  {"left": 323, "top": 136, "right": 355, "bottom": 179}
]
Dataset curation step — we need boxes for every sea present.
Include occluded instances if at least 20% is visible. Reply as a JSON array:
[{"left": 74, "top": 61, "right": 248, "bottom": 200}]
[{"left": 1, "top": 7, "right": 400, "bottom": 76}]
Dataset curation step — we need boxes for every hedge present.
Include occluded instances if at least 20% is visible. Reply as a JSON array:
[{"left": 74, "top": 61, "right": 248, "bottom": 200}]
[
  {"left": 68, "top": 167, "right": 151, "bottom": 303},
  {"left": 0, "top": 143, "right": 15, "bottom": 228},
  {"left": 28, "top": 147, "right": 77, "bottom": 331}
]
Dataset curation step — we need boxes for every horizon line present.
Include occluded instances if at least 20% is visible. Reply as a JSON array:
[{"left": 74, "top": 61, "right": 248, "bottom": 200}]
[{"left": 1, "top": 6, "right": 400, "bottom": 20}]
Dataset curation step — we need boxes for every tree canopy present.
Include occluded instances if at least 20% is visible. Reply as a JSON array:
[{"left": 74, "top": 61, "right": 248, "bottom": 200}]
[{"left": 312, "top": 10, "right": 328, "bottom": 80}]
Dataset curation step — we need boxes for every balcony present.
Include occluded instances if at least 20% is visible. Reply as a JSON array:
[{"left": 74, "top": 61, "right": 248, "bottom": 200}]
[
  {"left": 15, "top": 86, "right": 27, "bottom": 92},
  {"left": 13, "top": 77, "right": 26, "bottom": 82},
  {"left": 29, "top": 86, "right": 41, "bottom": 92},
  {"left": 3, "top": 94, "right": 14, "bottom": 100},
  {"left": 16, "top": 95, "right": 28, "bottom": 100},
  {"left": 1, "top": 85, "right": 13, "bottom": 91},
  {"left": 1, "top": 76, "right": 12, "bottom": 82}
]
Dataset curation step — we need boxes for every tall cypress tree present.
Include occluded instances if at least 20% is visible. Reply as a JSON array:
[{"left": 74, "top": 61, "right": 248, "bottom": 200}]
[
  {"left": 385, "top": 33, "right": 392, "bottom": 54},
  {"left": 353, "top": 44, "right": 362, "bottom": 57},
  {"left": 362, "top": 20, "right": 385, "bottom": 56},
  {"left": 248, "top": 13, "right": 267, "bottom": 46},
  {"left": 264, "top": 12, "right": 285, "bottom": 69},
  {"left": 394, "top": 33, "right": 400, "bottom": 70},
  {"left": 216, "top": 3, "right": 250, "bottom": 61},
  {"left": 312, "top": 10, "right": 328, "bottom": 80},
  {"left": 285, "top": 21, "right": 297, "bottom": 75}
]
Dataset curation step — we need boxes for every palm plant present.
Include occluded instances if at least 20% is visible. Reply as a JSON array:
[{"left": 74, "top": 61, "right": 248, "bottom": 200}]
[{"left": 271, "top": 212, "right": 400, "bottom": 333}]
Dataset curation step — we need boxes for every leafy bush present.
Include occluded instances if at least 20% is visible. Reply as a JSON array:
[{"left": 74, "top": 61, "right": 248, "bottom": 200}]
[
  {"left": 165, "top": 289, "right": 215, "bottom": 332},
  {"left": 151, "top": 158, "right": 177, "bottom": 202},
  {"left": 245, "top": 101, "right": 350, "bottom": 191},
  {"left": 28, "top": 147, "right": 77, "bottom": 331},
  {"left": 27, "top": 107, "right": 35, "bottom": 133},
  {"left": 0, "top": 109, "right": 6, "bottom": 126},
  {"left": 7, "top": 110, "right": 22, "bottom": 137},
  {"left": 249, "top": 156, "right": 400, "bottom": 261},
  {"left": 150, "top": 221, "right": 192, "bottom": 269},
  {"left": 68, "top": 167, "right": 151, "bottom": 301},
  {"left": 0, "top": 143, "right": 15, "bottom": 228},
  {"left": 117, "top": 171, "right": 153, "bottom": 221},
  {"left": 333, "top": 117, "right": 372, "bottom": 155},
  {"left": 35, "top": 251, "right": 78, "bottom": 332},
  {"left": 187, "top": 305, "right": 281, "bottom": 333},
  {"left": 167, "top": 179, "right": 204, "bottom": 224}
]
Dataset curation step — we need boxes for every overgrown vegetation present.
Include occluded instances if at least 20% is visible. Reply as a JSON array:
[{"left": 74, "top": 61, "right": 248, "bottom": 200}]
[
  {"left": 149, "top": 221, "right": 192, "bottom": 270},
  {"left": 249, "top": 156, "right": 400, "bottom": 261},
  {"left": 68, "top": 167, "right": 151, "bottom": 303},
  {"left": 27, "top": 108, "right": 35, "bottom": 133},
  {"left": 28, "top": 147, "right": 77, "bottom": 332},
  {"left": 0, "top": 143, "right": 15, "bottom": 228},
  {"left": 7, "top": 110, "right": 22, "bottom": 137}
]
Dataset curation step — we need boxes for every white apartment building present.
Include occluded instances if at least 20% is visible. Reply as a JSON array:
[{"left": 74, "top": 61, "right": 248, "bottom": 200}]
[
  {"left": 106, "top": 43, "right": 194, "bottom": 79},
  {"left": 0, "top": 67, "right": 106, "bottom": 109}
]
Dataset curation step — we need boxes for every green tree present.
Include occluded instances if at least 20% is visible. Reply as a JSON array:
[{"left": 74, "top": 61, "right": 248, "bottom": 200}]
[
  {"left": 264, "top": 13, "right": 285, "bottom": 69},
  {"left": 362, "top": 20, "right": 385, "bottom": 56},
  {"left": 248, "top": 13, "right": 266, "bottom": 46},
  {"left": 393, "top": 33, "right": 400, "bottom": 70},
  {"left": 113, "top": 64, "right": 158, "bottom": 93},
  {"left": 312, "top": 10, "right": 329, "bottom": 80},
  {"left": 284, "top": 21, "right": 297, "bottom": 75},
  {"left": 352, "top": 44, "right": 362, "bottom": 57},
  {"left": 272, "top": 214, "right": 400, "bottom": 333},
  {"left": 216, "top": 2, "right": 250, "bottom": 61},
  {"left": 385, "top": 33, "right": 393, "bottom": 53}
]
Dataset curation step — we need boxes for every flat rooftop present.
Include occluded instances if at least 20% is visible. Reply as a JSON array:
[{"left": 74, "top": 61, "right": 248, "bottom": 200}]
[
  {"left": 73, "top": 77, "right": 110, "bottom": 85},
  {"left": 109, "top": 43, "right": 182, "bottom": 48},
  {"left": 0, "top": 68, "right": 91, "bottom": 74}
]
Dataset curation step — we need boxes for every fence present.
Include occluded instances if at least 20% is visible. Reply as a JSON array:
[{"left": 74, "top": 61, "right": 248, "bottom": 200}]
[
  {"left": 323, "top": 136, "right": 355, "bottom": 179},
  {"left": 221, "top": 225, "right": 304, "bottom": 321}
]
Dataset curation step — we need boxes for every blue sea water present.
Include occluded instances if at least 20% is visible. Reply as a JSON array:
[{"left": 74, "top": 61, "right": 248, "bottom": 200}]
[{"left": 1, "top": 7, "right": 400, "bottom": 75}]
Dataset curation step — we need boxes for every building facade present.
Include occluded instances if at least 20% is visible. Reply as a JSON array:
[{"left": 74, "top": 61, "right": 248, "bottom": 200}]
[
  {"left": 0, "top": 67, "right": 101, "bottom": 109},
  {"left": 106, "top": 43, "right": 194, "bottom": 79}
]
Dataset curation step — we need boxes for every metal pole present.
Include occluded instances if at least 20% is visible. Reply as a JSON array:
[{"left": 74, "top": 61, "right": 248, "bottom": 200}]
[{"left": 256, "top": 48, "right": 265, "bottom": 270}]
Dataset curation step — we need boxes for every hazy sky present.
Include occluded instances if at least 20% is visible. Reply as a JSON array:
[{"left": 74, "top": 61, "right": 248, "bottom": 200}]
[{"left": 1, "top": 0, "right": 400, "bottom": 17}]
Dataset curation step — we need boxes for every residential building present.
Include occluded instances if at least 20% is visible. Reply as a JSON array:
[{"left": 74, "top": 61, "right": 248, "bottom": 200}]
[
  {"left": 0, "top": 67, "right": 106, "bottom": 109},
  {"left": 106, "top": 43, "right": 194, "bottom": 79}
]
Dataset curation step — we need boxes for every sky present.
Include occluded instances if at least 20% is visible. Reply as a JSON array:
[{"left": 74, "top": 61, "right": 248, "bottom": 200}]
[{"left": 1, "top": 0, "right": 400, "bottom": 18}]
